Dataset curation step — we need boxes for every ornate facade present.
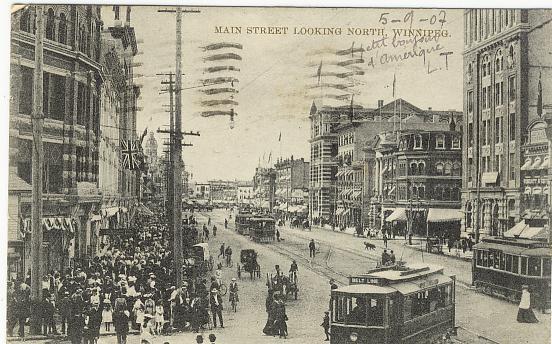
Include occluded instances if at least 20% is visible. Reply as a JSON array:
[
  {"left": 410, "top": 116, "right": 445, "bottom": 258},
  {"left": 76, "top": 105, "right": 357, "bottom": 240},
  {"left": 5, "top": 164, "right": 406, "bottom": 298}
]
[{"left": 462, "top": 9, "right": 552, "bottom": 239}]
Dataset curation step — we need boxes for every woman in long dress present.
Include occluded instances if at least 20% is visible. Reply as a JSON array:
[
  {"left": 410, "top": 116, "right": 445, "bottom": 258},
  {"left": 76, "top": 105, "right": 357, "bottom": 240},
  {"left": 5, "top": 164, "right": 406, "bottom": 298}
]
[{"left": 517, "top": 285, "right": 538, "bottom": 323}]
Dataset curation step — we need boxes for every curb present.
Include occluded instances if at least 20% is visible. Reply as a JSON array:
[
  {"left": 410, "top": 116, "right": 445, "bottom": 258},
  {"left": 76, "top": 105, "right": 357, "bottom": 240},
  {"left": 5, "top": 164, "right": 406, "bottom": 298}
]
[{"left": 308, "top": 225, "right": 473, "bottom": 263}]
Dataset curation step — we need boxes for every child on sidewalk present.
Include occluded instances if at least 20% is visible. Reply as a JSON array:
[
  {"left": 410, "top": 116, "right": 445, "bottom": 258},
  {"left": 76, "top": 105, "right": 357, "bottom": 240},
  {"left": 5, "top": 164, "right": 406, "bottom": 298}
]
[{"left": 102, "top": 299, "right": 113, "bottom": 332}]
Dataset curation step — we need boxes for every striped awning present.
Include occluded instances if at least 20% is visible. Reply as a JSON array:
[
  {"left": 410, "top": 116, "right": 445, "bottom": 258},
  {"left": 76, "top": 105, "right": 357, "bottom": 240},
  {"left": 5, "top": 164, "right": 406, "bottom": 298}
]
[
  {"left": 22, "top": 217, "right": 75, "bottom": 233},
  {"left": 385, "top": 208, "right": 407, "bottom": 222},
  {"left": 426, "top": 208, "right": 462, "bottom": 223}
]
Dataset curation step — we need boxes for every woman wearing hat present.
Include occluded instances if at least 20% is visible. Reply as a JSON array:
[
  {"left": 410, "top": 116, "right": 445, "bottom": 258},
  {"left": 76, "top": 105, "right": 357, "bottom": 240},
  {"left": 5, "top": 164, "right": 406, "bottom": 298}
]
[{"left": 517, "top": 285, "right": 539, "bottom": 323}]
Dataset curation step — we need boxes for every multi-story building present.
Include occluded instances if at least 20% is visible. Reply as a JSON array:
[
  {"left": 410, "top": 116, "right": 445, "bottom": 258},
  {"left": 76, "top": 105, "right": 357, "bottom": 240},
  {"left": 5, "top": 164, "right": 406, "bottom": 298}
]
[
  {"left": 237, "top": 181, "right": 254, "bottom": 205},
  {"left": 194, "top": 183, "right": 211, "bottom": 199},
  {"left": 274, "top": 156, "right": 309, "bottom": 215},
  {"left": 515, "top": 118, "right": 550, "bottom": 238},
  {"left": 253, "top": 167, "right": 276, "bottom": 211},
  {"left": 10, "top": 4, "right": 106, "bottom": 276},
  {"left": 309, "top": 101, "right": 342, "bottom": 223},
  {"left": 208, "top": 180, "right": 237, "bottom": 203},
  {"left": 330, "top": 98, "right": 462, "bottom": 229},
  {"left": 462, "top": 9, "right": 552, "bottom": 239},
  {"left": 371, "top": 128, "right": 463, "bottom": 238}
]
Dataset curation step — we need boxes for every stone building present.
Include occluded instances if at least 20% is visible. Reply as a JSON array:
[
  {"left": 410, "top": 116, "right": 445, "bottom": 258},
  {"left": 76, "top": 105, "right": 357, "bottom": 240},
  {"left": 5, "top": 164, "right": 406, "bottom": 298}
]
[
  {"left": 462, "top": 9, "right": 552, "bottom": 239},
  {"left": 10, "top": 4, "right": 104, "bottom": 275}
]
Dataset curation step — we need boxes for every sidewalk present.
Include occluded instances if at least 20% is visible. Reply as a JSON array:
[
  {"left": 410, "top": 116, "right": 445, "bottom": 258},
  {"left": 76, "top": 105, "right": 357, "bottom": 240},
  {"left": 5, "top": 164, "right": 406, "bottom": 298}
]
[
  {"left": 309, "top": 224, "right": 472, "bottom": 262},
  {"left": 6, "top": 326, "right": 139, "bottom": 342}
]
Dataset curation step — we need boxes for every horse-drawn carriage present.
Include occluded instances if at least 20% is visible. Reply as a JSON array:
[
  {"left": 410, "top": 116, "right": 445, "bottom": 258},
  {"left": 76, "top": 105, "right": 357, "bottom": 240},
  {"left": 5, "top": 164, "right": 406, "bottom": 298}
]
[
  {"left": 250, "top": 217, "right": 276, "bottom": 243},
  {"left": 266, "top": 271, "right": 298, "bottom": 300},
  {"left": 238, "top": 249, "right": 261, "bottom": 280},
  {"left": 191, "top": 243, "right": 214, "bottom": 273}
]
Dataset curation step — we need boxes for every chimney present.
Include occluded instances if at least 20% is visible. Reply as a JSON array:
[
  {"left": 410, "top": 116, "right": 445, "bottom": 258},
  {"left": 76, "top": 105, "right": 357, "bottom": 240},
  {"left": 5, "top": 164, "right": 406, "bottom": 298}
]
[
  {"left": 378, "top": 100, "right": 384, "bottom": 108},
  {"left": 125, "top": 6, "right": 131, "bottom": 26},
  {"left": 113, "top": 5, "right": 122, "bottom": 27}
]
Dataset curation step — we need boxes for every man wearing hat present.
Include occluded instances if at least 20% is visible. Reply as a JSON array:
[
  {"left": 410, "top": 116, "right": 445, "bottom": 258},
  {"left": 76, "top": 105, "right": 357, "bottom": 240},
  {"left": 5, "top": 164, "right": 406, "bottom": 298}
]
[
  {"left": 229, "top": 278, "right": 239, "bottom": 311},
  {"left": 210, "top": 288, "right": 224, "bottom": 328},
  {"left": 321, "top": 311, "right": 330, "bottom": 341}
]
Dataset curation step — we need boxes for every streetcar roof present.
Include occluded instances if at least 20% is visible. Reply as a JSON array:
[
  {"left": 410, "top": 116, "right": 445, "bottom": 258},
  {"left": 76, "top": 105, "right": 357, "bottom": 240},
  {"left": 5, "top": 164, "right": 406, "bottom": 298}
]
[
  {"left": 360, "top": 263, "right": 444, "bottom": 282},
  {"left": 335, "top": 284, "right": 396, "bottom": 295},
  {"left": 475, "top": 241, "right": 552, "bottom": 257}
]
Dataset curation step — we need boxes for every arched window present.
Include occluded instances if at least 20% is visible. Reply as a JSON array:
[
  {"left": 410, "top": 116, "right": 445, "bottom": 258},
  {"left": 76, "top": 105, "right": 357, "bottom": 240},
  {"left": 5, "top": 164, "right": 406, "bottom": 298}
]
[
  {"left": 418, "top": 162, "right": 425, "bottom": 175},
  {"left": 436, "top": 134, "right": 445, "bottom": 149},
  {"left": 59, "top": 13, "right": 67, "bottom": 44},
  {"left": 444, "top": 163, "right": 452, "bottom": 176},
  {"left": 452, "top": 136, "right": 461, "bottom": 149},
  {"left": 495, "top": 49, "right": 503, "bottom": 73},
  {"left": 410, "top": 162, "right": 418, "bottom": 175},
  {"left": 482, "top": 55, "right": 490, "bottom": 77},
  {"left": 19, "top": 9, "right": 31, "bottom": 32},
  {"left": 452, "top": 162, "right": 461, "bottom": 176},
  {"left": 45, "top": 8, "right": 55, "bottom": 40},
  {"left": 436, "top": 163, "right": 444, "bottom": 175}
]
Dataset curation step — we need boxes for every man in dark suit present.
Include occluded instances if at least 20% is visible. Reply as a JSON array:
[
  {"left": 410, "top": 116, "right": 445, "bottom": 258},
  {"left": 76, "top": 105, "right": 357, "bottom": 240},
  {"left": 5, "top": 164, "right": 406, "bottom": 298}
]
[{"left": 209, "top": 289, "right": 224, "bottom": 328}]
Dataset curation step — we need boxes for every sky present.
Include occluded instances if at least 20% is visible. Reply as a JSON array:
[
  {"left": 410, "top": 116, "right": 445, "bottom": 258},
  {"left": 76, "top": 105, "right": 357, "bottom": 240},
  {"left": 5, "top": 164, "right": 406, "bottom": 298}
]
[{"left": 102, "top": 6, "right": 464, "bottom": 182}]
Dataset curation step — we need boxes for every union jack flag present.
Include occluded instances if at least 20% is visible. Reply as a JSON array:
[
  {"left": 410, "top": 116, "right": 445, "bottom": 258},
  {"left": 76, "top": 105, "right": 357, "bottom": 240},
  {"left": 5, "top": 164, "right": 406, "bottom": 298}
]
[{"left": 121, "top": 139, "right": 141, "bottom": 170}]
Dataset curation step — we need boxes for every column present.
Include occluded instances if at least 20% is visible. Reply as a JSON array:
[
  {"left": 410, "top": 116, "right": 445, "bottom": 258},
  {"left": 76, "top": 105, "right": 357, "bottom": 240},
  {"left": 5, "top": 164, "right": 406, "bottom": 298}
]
[
  {"left": 63, "top": 72, "right": 77, "bottom": 194},
  {"left": 483, "top": 199, "right": 492, "bottom": 235}
]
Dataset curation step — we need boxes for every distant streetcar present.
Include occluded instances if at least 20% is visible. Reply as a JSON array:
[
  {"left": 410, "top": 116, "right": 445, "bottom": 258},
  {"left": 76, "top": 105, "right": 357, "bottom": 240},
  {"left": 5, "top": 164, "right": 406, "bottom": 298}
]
[
  {"left": 330, "top": 263, "right": 456, "bottom": 344},
  {"left": 472, "top": 236, "right": 551, "bottom": 311}
]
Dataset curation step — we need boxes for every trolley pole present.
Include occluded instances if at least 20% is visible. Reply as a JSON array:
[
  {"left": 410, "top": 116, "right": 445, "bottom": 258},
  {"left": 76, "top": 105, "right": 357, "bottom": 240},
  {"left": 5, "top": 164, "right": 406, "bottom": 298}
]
[{"left": 30, "top": 5, "right": 45, "bottom": 334}]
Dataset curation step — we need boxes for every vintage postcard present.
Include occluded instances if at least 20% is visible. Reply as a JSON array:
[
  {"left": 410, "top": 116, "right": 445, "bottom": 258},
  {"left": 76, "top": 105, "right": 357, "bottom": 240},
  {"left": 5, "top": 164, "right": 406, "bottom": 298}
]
[{"left": 5, "top": 3, "right": 551, "bottom": 344}]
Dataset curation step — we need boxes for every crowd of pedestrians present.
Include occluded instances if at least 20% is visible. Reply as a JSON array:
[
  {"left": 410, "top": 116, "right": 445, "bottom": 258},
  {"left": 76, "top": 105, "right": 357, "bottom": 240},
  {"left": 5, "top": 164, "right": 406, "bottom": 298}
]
[{"left": 6, "top": 204, "right": 234, "bottom": 343}]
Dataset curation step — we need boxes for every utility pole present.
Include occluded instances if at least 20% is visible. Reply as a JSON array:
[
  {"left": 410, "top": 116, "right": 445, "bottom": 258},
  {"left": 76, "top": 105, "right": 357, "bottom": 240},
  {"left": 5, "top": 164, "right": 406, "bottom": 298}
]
[
  {"left": 173, "top": 7, "right": 184, "bottom": 287},
  {"left": 30, "top": 5, "right": 44, "bottom": 334}
]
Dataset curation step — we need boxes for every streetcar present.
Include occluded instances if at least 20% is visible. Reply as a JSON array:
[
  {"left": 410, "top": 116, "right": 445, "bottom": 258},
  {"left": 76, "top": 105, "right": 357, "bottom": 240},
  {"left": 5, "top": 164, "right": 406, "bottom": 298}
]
[
  {"left": 235, "top": 213, "right": 253, "bottom": 235},
  {"left": 249, "top": 217, "right": 276, "bottom": 243},
  {"left": 331, "top": 263, "right": 455, "bottom": 344},
  {"left": 472, "top": 236, "right": 551, "bottom": 311}
]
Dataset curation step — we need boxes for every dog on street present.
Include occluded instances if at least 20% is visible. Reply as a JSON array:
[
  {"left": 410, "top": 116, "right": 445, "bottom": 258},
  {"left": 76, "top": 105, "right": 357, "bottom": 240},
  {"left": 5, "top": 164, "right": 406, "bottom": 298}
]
[{"left": 364, "top": 241, "right": 376, "bottom": 250}]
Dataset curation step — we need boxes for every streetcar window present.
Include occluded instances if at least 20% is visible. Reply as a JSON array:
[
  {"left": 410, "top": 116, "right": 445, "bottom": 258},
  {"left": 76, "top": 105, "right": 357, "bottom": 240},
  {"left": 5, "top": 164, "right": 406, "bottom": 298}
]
[
  {"left": 543, "top": 258, "right": 551, "bottom": 277},
  {"left": 476, "top": 250, "right": 484, "bottom": 266},
  {"left": 506, "top": 254, "right": 512, "bottom": 272},
  {"left": 335, "top": 295, "right": 383, "bottom": 326},
  {"left": 482, "top": 251, "right": 489, "bottom": 267},
  {"left": 528, "top": 257, "right": 542, "bottom": 277},
  {"left": 521, "top": 257, "right": 528, "bottom": 275},
  {"left": 512, "top": 255, "right": 519, "bottom": 274}
]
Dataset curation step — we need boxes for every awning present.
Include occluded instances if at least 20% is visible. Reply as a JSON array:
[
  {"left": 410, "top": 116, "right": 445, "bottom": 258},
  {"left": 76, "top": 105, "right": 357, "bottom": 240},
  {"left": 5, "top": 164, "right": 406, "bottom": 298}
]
[
  {"left": 136, "top": 203, "right": 154, "bottom": 216},
  {"left": 261, "top": 201, "right": 270, "bottom": 209},
  {"left": 90, "top": 214, "right": 102, "bottom": 222},
  {"left": 533, "top": 187, "right": 542, "bottom": 195},
  {"left": 336, "top": 208, "right": 345, "bottom": 216},
  {"left": 387, "top": 185, "right": 396, "bottom": 196},
  {"left": 102, "top": 207, "right": 120, "bottom": 218},
  {"left": 524, "top": 187, "right": 532, "bottom": 195},
  {"left": 531, "top": 157, "right": 542, "bottom": 170},
  {"left": 342, "top": 209, "right": 350, "bottom": 217},
  {"left": 385, "top": 208, "right": 407, "bottom": 222},
  {"left": 482, "top": 172, "right": 499, "bottom": 184},
  {"left": 297, "top": 205, "right": 308, "bottom": 213},
  {"left": 521, "top": 158, "right": 532, "bottom": 171},
  {"left": 336, "top": 170, "right": 345, "bottom": 177},
  {"left": 504, "top": 220, "right": 529, "bottom": 237},
  {"left": 426, "top": 208, "right": 462, "bottom": 223},
  {"left": 351, "top": 191, "right": 362, "bottom": 199},
  {"left": 24, "top": 217, "right": 75, "bottom": 233},
  {"left": 541, "top": 157, "right": 549, "bottom": 169},
  {"left": 505, "top": 220, "right": 549, "bottom": 239}
]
